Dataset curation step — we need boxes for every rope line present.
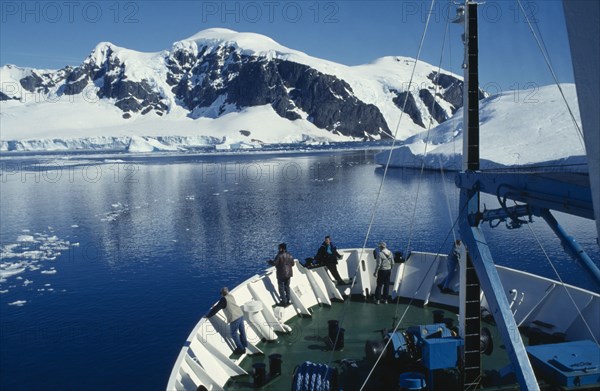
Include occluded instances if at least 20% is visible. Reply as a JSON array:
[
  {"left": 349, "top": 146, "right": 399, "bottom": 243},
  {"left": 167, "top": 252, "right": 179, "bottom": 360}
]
[
  {"left": 391, "top": 6, "right": 452, "bottom": 324},
  {"left": 404, "top": 7, "right": 451, "bottom": 257},
  {"left": 523, "top": 207, "right": 599, "bottom": 345},
  {"left": 516, "top": 0, "right": 586, "bottom": 151},
  {"left": 326, "top": 0, "right": 440, "bottom": 379},
  {"left": 440, "top": 155, "right": 457, "bottom": 243}
]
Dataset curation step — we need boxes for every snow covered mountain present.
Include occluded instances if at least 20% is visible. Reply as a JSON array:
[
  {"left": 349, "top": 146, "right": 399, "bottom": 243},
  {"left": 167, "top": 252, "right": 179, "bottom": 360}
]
[
  {"left": 375, "top": 84, "right": 586, "bottom": 170},
  {"left": 0, "top": 28, "right": 477, "bottom": 152}
]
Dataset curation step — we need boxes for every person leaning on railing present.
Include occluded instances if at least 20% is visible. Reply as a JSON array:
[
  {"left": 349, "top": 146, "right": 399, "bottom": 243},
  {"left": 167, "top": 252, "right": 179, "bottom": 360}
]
[
  {"left": 315, "top": 235, "right": 346, "bottom": 285},
  {"left": 204, "top": 286, "right": 248, "bottom": 355}
]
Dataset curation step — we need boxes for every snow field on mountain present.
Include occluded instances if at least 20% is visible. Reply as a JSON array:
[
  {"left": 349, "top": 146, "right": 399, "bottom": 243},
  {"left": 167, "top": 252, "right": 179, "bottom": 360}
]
[
  {"left": 1, "top": 28, "right": 459, "bottom": 149},
  {"left": 375, "top": 84, "right": 585, "bottom": 169},
  {"left": 0, "top": 28, "right": 585, "bottom": 169}
]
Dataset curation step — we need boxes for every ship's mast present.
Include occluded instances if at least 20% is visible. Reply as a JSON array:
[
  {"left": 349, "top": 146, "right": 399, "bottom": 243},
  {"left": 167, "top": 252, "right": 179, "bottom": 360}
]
[
  {"left": 458, "top": 4, "right": 482, "bottom": 387},
  {"left": 462, "top": 2, "right": 480, "bottom": 172}
]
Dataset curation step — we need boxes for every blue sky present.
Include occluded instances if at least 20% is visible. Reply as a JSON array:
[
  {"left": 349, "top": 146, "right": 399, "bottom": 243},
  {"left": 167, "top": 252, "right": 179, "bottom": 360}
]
[{"left": 1, "top": 0, "right": 574, "bottom": 91}]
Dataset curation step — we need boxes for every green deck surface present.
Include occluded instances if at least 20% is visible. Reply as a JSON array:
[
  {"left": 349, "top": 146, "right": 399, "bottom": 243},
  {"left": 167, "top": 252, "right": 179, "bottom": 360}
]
[{"left": 225, "top": 298, "right": 518, "bottom": 390}]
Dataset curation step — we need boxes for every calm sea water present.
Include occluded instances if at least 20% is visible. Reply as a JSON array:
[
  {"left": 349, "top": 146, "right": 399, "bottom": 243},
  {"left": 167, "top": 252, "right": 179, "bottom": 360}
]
[{"left": 1, "top": 150, "right": 598, "bottom": 390}]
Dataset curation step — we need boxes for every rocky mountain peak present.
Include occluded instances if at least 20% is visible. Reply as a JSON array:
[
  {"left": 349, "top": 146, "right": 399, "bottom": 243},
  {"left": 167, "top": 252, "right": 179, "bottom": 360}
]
[
  {"left": 1, "top": 28, "right": 483, "bottom": 143},
  {"left": 85, "top": 42, "right": 118, "bottom": 65}
]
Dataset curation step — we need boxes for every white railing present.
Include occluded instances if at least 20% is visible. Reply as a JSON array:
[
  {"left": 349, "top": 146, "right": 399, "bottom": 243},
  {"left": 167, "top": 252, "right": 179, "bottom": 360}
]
[{"left": 167, "top": 250, "right": 600, "bottom": 390}]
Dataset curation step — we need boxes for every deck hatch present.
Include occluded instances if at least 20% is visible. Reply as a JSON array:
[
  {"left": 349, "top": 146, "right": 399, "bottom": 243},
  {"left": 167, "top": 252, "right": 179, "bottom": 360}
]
[{"left": 527, "top": 340, "right": 600, "bottom": 388}]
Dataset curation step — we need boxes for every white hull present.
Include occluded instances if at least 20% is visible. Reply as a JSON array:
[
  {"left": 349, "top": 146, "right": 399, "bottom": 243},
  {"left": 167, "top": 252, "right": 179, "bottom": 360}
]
[{"left": 166, "top": 249, "right": 599, "bottom": 390}]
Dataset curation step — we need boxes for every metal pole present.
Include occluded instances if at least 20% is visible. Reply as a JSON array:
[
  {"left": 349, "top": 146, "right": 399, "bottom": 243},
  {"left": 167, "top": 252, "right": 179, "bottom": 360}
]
[{"left": 540, "top": 209, "right": 600, "bottom": 287}]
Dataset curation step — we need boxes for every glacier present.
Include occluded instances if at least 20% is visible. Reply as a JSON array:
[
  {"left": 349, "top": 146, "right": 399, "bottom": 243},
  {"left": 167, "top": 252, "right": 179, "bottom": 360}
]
[{"left": 375, "top": 84, "right": 586, "bottom": 171}]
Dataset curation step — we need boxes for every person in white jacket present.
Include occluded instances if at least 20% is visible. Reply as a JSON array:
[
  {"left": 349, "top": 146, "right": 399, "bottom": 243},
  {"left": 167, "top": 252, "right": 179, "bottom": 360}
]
[
  {"left": 373, "top": 241, "right": 393, "bottom": 304},
  {"left": 205, "top": 287, "right": 247, "bottom": 355}
]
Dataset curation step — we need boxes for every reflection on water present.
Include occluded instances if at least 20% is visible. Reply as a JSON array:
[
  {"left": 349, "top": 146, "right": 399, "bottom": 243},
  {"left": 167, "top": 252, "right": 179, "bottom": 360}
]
[{"left": 1, "top": 150, "right": 598, "bottom": 390}]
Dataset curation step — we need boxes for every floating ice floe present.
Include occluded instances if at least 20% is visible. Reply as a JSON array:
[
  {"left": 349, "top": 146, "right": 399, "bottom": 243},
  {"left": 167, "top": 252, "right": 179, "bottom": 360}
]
[
  {"left": 2, "top": 243, "right": 20, "bottom": 253},
  {"left": 20, "top": 250, "right": 45, "bottom": 259},
  {"left": 0, "top": 230, "right": 70, "bottom": 290},
  {"left": 8, "top": 300, "right": 27, "bottom": 306},
  {"left": 101, "top": 203, "right": 129, "bottom": 222},
  {"left": 0, "top": 265, "right": 26, "bottom": 279}
]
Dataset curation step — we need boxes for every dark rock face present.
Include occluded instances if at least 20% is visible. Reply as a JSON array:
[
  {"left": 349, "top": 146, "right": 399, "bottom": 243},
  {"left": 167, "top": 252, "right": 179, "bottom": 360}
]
[
  {"left": 15, "top": 45, "right": 178, "bottom": 118},
  {"left": 431, "top": 72, "right": 464, "bottom": 113},
  {"left": 419, "top": 89, "right": 449, "bottom": 124},
  {"left": 10, "top": 42, "right": 391, "bottom": 139},
  {"left": 19, "top": 45, "right": 168, "bottom": 116},
  {"left": 277, "top": 61, "right": 389, "bottom": 138},
  {"left": 5, "top": 39, "right": 484, "bottom": 139},
  {"left": 391, "top": 72, "right": 486, "bottom": 129},
  {"left": 166, "top": 46, "right": 390, "bottom": 139},
  {"left": 428, "top": 71, "right": 485, "bottom": 114},
  {"left": 20, "top": 73, "right": 46, "bottom": 92},
  {"left": 62, "top": 65, "right": 91, "bottom": 95},
  {"left": 393, "top": 90, "right": 425, "bottom": 128},
  {"left": 0, "top": 91, "right": 18, "bottom": 101},
  {"left": 71, "top": 47, "right": 168, "bottom": 115},
  {"left": 20, "top": 72, "right": 55, "bottom": 94},
  {"left": 18, "top": 67, "right": 72, "bottom": 95}
]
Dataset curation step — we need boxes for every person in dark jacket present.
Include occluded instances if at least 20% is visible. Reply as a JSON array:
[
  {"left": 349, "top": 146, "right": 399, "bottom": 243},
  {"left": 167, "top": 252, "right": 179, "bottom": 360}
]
[
  {"left": 438, "top": 239, "right": 462, "bottom": 295},
  {"left": 315, "top": 235, "right": 345, "bottom": 284},
  {"left": 204, "top": 287, "right": 247, "bottom": 355},
  {"left": 268, "top": 243, "right": 295, "bottom": 306}
]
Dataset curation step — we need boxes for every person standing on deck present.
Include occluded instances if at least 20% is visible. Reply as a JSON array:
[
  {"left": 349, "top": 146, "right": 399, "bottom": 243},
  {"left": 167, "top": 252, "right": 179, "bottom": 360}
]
[
  {"left": 315, "top": 235, "right": 345, "bottom": 284},
  {"left": 268, "top": 243, "right": 295, "bottom": 306},
  {"left": 438, "top": 239, "right": 463, "bottom": 295},
  {"left": 204, "top": 287, "right": 248, "bottom": 355},
  {"left": 373, "top": 241, "right": 393, "bottom": 304}
]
